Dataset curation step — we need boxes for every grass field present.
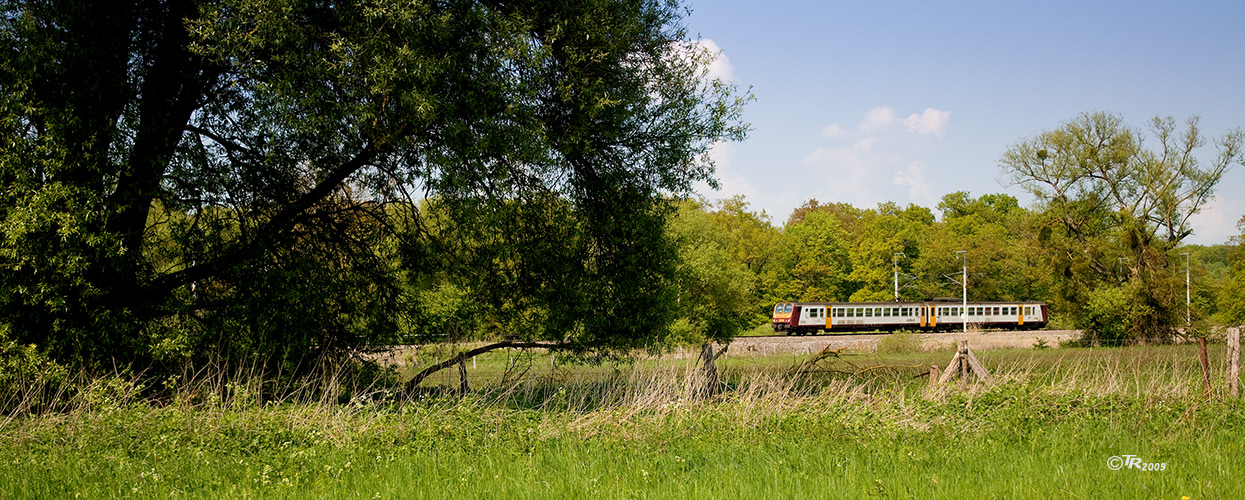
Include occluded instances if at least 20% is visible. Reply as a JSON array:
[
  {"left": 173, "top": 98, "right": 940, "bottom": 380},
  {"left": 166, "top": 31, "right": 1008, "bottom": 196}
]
[{"left": 1, "top": 343, "right": 1242, "bottom": 499}]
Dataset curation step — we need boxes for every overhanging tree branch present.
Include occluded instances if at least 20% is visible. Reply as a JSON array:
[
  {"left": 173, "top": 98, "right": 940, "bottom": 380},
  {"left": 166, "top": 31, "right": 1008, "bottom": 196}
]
[
  {"left": 404, "top": 340, "right": 571, "bottom": 392},
  {"left": 142, "top": 132, "right": 404, "bottom": 297}
]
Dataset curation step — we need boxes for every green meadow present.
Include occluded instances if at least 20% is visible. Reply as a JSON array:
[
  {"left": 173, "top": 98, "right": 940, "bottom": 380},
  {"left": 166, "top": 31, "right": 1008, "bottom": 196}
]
[{"left": 2, "top": 343, "right": 1242, "bottom": 499}]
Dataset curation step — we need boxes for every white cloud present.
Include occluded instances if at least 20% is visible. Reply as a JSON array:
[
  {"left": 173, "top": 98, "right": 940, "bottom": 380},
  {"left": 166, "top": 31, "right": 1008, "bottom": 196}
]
[
  {"left": 903, "top": 108, "right": 951, "bottom": 136},
  {"left": 694, "top": 38, "right": 735, "bottom": 83},
  {"left": 820, "top": 124, "right": 845, "bottom": 138},
  {"left": 860, "top": 106, "right": 897, "bottom": 133},
  {"left": 801, "top": 138, "right": 891, "bottom": 205},
  {"left": 893, "top": 161, "right": 937, "bottom": 207},
  {"left": 1187, "top": 195, "right": 1244, "bottom": 245},
  {"left": 668, "top": 38, "right": 736, "bottom": 90},
  {"left": 693, "top": 141, "right": 757, "bottom": 200}
]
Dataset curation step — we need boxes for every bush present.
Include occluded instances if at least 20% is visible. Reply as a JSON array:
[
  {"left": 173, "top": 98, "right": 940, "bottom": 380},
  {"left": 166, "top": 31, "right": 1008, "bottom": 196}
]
[
  {"left": 1079, "top": 286, "right": 1133, "bottom": 343},
  {"left": 877, "top": 330, "right": 923, "bottom": 354}
]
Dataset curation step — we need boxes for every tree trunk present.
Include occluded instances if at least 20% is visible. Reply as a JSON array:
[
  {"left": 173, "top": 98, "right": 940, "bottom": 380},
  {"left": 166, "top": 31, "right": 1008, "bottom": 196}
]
[{"left": 696, "top": 342, "right": 720, "bottom": 400}]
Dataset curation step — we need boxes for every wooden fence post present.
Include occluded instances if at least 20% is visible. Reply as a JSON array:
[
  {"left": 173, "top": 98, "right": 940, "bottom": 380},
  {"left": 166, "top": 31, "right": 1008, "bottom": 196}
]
[
  {"left": 1229, "top": 327, "right": 1241, "bottom": 398},
  {"left": 959, "top": 340, "right": 968, "bottom": 389},
  {"left": 1199, "top": 337, "right": 1212, "bottom": 396}
]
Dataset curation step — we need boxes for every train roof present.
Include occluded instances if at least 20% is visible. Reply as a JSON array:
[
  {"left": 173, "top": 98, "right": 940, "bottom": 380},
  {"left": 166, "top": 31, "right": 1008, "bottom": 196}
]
[{"left": 776, "top": 300, "right": 1047, "bottom": 306}]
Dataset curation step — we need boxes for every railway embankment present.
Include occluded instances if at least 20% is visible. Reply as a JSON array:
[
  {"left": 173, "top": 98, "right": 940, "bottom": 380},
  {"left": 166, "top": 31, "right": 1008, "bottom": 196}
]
[{"left": 727, "top": 330, "right": 1082, "bottom": 357}]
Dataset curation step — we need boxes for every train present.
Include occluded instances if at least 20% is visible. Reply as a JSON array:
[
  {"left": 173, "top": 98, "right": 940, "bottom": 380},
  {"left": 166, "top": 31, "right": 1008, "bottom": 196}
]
[{"left": 771, "top": 299, "right": 1048, "bottom": 335}]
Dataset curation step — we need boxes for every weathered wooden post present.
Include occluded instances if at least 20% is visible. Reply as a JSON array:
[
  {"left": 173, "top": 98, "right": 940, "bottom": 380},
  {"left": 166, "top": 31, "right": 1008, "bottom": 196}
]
[
  {"left": 928, "top": 365, "right": 939, "bottom": 388},
  {"left": 1228, "top": 327, "right": 1241, "bottom": 398},
  {"left": 1199, "top": 337, "right": 1212, "bottom": 396},
  {"left": 959, "top": 340, "right": 969, "bottom": 389},
  {"left": 937, "top": 340, "right": 990, "bottom": 387}
]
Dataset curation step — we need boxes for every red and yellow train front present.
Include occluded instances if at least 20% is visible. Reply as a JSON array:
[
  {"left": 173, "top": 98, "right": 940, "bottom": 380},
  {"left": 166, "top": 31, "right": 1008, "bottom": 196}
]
[{"left": 771, "top": 303, "right": 794, "bottom": 332}]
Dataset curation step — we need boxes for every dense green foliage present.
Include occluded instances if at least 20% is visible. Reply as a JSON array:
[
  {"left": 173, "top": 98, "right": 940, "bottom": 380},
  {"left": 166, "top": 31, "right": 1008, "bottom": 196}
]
[
  {"left": 0, "top": 0, "right": 1240, "bottom": 385},
  {"left": 0, "top": 0, "right": 747, "bottom": 370}
]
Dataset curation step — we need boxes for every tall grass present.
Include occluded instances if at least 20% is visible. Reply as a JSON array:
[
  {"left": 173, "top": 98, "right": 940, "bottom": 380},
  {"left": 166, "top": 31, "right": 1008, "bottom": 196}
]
[{"left": 1, "top": 344, "right": 1242, "bottom": 499}]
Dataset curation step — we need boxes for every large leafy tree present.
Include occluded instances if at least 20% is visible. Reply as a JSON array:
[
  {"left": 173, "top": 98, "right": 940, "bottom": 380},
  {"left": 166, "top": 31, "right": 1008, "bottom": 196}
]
[
  {"left": 0, "top": 0, "right": 747, "bottom": 369},
  {"left": 1000, "top": 111, "right": 1243, "bottom": 340}
]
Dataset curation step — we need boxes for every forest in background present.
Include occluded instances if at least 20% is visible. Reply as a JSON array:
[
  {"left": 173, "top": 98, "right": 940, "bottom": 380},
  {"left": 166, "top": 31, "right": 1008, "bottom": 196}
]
[{"left": 670, "top": 190, "right": 1244, "bottom": 341}]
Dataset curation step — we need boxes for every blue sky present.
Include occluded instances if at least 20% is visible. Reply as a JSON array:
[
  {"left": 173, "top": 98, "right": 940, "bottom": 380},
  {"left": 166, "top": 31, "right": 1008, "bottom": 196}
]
[{"left": 684, "top": 0, "right": 1245, "bottom": 244}]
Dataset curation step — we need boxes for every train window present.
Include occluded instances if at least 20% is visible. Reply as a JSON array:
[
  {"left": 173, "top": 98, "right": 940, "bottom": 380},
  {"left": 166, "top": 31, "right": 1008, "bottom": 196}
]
[
  {"left": 774, "top": 304, "right": 783, "bottom": 314},
  {"left": 892, "top": 307, "right": 899, "bottom": 316},
  {"left": 784, "top": 304, "right": 792, "bottom": 313},
  {"left": 864, "top": 308, "right": 873, "bottom": 317},
  {"left": 856, "top": 308, "right": 864, "bottom": 317},
  {"left": 882, "top": 308, "right": 890, "bottom": 317},
  {"left": 846, "top": 309, "right": 854, "bottom": 318}
]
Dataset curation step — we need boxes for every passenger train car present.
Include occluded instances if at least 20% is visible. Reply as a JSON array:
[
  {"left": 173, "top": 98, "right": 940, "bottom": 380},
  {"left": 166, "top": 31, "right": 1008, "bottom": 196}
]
[{"left": 771, "top": 300, "right": 1048, "bottom": 334}]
